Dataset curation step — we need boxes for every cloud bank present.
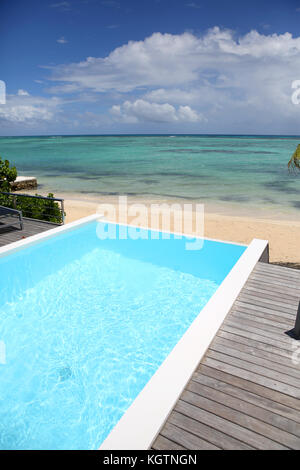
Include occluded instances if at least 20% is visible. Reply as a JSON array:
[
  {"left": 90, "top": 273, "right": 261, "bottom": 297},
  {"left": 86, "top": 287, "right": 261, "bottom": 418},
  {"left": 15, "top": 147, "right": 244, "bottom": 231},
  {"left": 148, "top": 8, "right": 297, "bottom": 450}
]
[
  {"left": 2, "top": 27, "right": 300, "bottom": 133},
  {"left": 110, "top": 99, "right": 204, "bottom": 123},
  {"left": 0, "top": 91, "right": 61, "bottom": 130}
]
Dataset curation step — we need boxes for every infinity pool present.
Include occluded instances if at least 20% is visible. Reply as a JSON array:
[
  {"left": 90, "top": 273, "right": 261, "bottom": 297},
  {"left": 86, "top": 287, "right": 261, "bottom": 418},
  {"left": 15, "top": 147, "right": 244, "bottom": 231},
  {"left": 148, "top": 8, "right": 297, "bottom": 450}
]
[{"left": 0, "top": 220, "right": 246, "bottom": 449}]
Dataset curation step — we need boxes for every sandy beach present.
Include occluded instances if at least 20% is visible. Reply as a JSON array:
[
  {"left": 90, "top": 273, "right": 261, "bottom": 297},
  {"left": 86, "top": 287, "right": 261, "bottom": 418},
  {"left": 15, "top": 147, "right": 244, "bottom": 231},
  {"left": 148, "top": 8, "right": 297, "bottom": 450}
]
[{"left": 35, "top": 192, "right": 300, "bottom": 265}]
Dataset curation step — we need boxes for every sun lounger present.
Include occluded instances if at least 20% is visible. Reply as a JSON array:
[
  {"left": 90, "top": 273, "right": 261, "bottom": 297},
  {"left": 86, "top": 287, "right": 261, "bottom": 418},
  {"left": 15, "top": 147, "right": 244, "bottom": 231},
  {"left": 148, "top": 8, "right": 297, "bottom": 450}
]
[{"left": 0, "top": 205, "right": 23, "bottom": 230}]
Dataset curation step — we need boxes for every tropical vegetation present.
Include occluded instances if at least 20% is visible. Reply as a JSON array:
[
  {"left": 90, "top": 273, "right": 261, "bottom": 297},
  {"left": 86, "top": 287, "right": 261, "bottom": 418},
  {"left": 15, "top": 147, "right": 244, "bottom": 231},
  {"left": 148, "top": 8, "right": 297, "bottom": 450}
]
[
  {"left": 288, "top": 144, "right": 300, "bottom": 171},
  {"left": 0, "top": 156, "right": 64, "bottom": 224}
]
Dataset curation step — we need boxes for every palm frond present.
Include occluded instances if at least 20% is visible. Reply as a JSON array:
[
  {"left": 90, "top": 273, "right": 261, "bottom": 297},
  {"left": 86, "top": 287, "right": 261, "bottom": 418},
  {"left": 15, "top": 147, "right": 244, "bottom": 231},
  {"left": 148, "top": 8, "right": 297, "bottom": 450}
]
[{"left": 288, "top": 144, "right": 300, "bottom": 171}]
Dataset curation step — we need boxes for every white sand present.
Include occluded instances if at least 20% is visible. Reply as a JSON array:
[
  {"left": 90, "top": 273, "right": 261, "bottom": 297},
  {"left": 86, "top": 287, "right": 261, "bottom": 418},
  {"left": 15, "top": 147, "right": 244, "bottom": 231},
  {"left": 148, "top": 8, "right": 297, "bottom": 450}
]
[{"left": 48, "top": 194, "right": 300, "bottom": 264}]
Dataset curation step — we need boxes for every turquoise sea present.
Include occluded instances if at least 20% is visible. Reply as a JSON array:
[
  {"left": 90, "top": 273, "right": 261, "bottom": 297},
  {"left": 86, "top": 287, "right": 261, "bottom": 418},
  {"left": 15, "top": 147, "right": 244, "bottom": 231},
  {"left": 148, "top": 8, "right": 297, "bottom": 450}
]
[{"left": 0, "top": 135, "right": 299, "bottom": 219}]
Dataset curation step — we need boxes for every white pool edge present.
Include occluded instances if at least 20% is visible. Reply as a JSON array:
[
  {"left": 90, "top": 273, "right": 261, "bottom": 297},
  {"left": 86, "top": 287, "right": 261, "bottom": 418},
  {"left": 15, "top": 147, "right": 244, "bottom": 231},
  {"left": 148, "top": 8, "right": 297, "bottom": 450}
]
[
  {"left": 103, "top": 219, "right": 248, "bottom": 247},
  {"left": 0, "top": 214, "right": 103, "bottom": 258},
  {"left": 99, "top": 237, "right": 268, "bottom": 450},
  {"left": 0, "top": 214, "right": 247, "bottom": 259}
]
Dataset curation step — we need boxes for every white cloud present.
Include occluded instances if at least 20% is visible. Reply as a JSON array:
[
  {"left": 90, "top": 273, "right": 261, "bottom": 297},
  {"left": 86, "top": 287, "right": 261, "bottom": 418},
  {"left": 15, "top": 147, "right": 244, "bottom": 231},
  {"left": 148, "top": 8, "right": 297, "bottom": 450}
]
[
  {"left": 57, "top": 37, "right": 68, "bottom": 44},
  {"left": 186, "top": 3, "right": 201, "bottom": 8},
  {"left": 17, "top": 89, "right": 30, "bottom": 96},
  {"left": 110, "top": 99, "right": 203, "bottom": 123},
  {"left": 177, "top": 105, "right": 201, "bottom": 122},
  {"left": 42, "top": 27, "right": 300, "bottom": 132},
  {"left": 1, "top": 106, "right": 53, "bottom": 122},
  {"left": 144, "top": 88, "right": 199, "bottom": 105},
  {"left": 50, "top": 2, "right": 71, "bottom": 10},
  {"left": 6, "top": 27, "right": 300, "bottom": 133},
  {"left": 47, "top": 32, "right": 200, "bottom": 93},
  {"left": 47, "top": 28, "right": 300, "bottom": 95},
  {"left": 0, "top": 93, "right": 61, "bottom": 124}
]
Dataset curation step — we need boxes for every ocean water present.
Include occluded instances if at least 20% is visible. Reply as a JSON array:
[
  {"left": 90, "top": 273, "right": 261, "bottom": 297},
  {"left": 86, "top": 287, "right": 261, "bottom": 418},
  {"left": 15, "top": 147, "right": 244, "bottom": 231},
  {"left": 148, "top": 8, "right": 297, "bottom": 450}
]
[
  {"left": 0, "top": 135, "right": 299, "bottom": 218},
  {"left": 0, "top": 221, "right": 245, "bottom": 449}
]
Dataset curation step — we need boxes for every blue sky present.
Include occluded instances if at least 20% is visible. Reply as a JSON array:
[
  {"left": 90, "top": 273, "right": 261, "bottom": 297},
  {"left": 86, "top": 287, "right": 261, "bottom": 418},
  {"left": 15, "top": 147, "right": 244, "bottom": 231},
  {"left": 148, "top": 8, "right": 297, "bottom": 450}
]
[{"left": 1, "top": 0, "right": 300, "bottom": 135}]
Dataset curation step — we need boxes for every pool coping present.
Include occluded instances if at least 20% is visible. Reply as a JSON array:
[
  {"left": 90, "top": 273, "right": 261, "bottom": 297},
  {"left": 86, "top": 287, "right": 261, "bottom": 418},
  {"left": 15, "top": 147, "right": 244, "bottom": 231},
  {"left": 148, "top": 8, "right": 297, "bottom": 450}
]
[
  {"left": 0, "top": 214, "right": 268, "bottom": 450},
  {"left": 0, "top": 214, "right": 102, "bottom": 258},
  {"left": 0, "top": 213, "right": 248, "bottom": 258}
]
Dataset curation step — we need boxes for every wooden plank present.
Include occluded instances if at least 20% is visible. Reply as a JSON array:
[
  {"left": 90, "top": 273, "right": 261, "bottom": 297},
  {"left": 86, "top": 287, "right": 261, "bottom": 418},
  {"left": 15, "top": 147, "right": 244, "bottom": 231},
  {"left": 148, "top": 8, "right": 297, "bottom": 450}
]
[
  {"left": 251, "top": 273, "right": 300, "bottom": 289},
  {"left": 238, "top": 289, "right": 298, "bottom": 310},
  {"left": 230, "top": 309, "right": 294, "bottom": 331},
  {"left": 242, "top": 285, "right": 300, "bottom": 304},
  {"left": 255, "top": 266, "right": 300, "bottom": 281},
  {"left": 211, "top": 337, "right": 300, "bottom": 379},
  {"left": 187, "top": 380, "right": 300, "bottom": 445},
  {"left": 0, "top": 219, "right": 57, "bottom": 247},
  {"left": 250, "top": 272, "right": 300, "bottom": 287},
  {"left": 230, "top": 305, "right": 294, "bottom": 327},
  {"left": 246, "top": 279, "right": 300, "bottom": 297},
  {"left": 247, "top": 279, "right": 300, "bottom": 297},
  {"left": 218, "top": 329, "right": 294, "bottom": 361},
  {"left": 206, "top": 349, "right": 300, "bottom": 390},
  {"left": 181, "top": 389, "right": 299, "bottom": 450},
  {"left": 214, "top": 335, "right": 300, "bottom": 374},
  {"left": 234, "top": 299, "right": 296, "bottom": 319},
  {"left": 175, "top": 399, "right": 287, "bottom": 450},
  {"left": 256, "top": 263, "right": 298, "bottom": 277},
  {"left": 223, "top": 319, "right": 293, "bottom": 347},
  {"left": 152, "top": 435, "right": 186, "bottom": 450},
  {"left": 252, "top": 272, "right": 300, "bottom": 285},
  {"left": 255, "top": 262, "right": 300, "bottom": 276},
  {"left": 160, "top": 422, "right": 219, "bottom": 450},
  {"left": 202, "top": 356, "right": 300, "bottom": 399},
  {"left": 236, "top": 293, "right": 298, "bottom": 315},
  {"left": 243, "top": 286, "right": 300, "bottom": 305},
  {"left": 198, "top": 364, "right": 300, "bottom": 413},
  {"left": 226, "top": 314, "right": 293, "bottom": 341},
  {"left": 255, "top": 263, "right": 300, "bottom": 278},
  {"left": 258, "top": 261, "right": 300, "bottom": 273},
  {"left": 168, "top": 410, "right": 253, "bottom": 450},
  {"left": 193, "top": 371, "right": 300, "bottom": 426}
]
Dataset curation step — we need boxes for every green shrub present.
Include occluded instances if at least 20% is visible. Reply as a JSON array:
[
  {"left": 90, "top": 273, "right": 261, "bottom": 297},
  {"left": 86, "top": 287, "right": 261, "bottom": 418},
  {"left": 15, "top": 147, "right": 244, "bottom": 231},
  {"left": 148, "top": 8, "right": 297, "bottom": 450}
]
[
  {"left": 0, "top": 157, "right": 17, "bottom": 191},
  {"left": 0, "top": 157, "right": 64, "bottom": 224},
  {"left": 0, "top": 192, "right": 64, "bottom": 224}
]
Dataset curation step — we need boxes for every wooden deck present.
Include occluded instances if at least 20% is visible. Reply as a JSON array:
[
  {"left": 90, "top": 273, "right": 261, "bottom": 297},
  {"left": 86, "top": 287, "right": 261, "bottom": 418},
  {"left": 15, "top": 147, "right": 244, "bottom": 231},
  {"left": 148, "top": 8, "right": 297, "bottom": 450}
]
[
  {"left": 153, "top": 262, "right": 300, "bottom": 450},
  {"left": 0, "top": 217, "right": 58, "bottom": 247}
]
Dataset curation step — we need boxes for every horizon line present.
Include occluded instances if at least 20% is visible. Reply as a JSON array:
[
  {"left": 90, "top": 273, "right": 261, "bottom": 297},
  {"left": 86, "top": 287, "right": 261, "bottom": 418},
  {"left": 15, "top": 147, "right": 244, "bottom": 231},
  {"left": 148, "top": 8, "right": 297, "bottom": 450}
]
[{"left": 1, "top": 133, "right": 300, "bottom": 138}]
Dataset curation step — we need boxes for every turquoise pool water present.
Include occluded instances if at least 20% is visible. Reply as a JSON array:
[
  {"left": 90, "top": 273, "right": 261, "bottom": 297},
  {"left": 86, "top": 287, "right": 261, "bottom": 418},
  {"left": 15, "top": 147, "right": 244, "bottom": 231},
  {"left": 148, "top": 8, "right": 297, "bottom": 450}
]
[{"left": 0, "top": 221, "right": 246, "bottom": 449}]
